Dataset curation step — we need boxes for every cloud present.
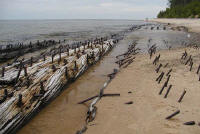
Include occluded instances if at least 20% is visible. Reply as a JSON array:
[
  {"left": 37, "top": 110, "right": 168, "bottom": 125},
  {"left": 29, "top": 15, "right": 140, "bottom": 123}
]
[{"left": 0, "top": 0, "right": 167, "bottom": 19}]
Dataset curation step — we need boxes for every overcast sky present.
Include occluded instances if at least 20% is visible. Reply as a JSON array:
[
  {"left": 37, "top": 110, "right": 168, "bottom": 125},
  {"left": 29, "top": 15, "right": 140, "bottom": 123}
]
[{"left": 0, "top": 0, "right": 168, "bottom": 20}]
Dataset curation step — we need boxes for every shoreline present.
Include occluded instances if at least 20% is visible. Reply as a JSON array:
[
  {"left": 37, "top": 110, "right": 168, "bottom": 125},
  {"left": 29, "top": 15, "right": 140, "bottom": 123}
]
[{"left": 151, "top": 18, "right": 200, "bottom": 33}]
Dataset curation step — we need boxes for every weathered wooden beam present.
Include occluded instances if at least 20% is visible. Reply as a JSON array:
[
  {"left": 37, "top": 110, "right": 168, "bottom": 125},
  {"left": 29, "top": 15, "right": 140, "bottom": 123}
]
[
  {"left": 164, "top": 85, "right": 172, "bottom": 98},
  {"left": 178, "top": 90, "right": 186, "bottom": 103},
  {"left": 166, "top": 110, "right": 180, "bottom": 120}
]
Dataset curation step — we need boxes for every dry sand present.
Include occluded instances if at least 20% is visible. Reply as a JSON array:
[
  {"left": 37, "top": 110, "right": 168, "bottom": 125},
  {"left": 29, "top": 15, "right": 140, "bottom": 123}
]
[
  {"left": 152, "top": 19, "right": 200, "bottom": 33},
  {"left": 85, "top": 47, "right": 200, "bottom": 134}
]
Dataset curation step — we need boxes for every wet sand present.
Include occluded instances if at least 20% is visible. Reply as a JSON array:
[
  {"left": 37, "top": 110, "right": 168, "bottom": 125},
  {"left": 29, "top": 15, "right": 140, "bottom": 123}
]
[
  {"left": 17, "top": 24, "right": 192, "bottom": 134},
  {"left": 86, "top": 47, "right": 200, "bottom": 134}
]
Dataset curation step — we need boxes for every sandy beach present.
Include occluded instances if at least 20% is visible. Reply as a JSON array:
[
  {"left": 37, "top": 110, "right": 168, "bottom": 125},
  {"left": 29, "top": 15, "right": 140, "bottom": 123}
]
[
  {"left": 152, "top": 19, "right": 200, "bottom": 33},
  {"left": 85, "top": 46, "right": 200, "bottom": 134}
]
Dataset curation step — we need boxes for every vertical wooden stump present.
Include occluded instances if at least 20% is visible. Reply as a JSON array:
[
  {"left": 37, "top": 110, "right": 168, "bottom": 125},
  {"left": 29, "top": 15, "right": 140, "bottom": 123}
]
[
  {"left": 159, "top": 82, "right": 167, "bottom": 95},
  {"left": 165, "top": 75, "right": 171, "bottom": 87},
  {"left": 30, "top": 57, "right": 33, "bottom": 67},
  {"left": 156, "top": 64, "right": 162, "bottom": 73},
  {"left": 1, "top": 67, "right": 5, "bottom": 77},
  {"left": 17, "top": 94, "right": 23, "bottom": 107},
  {"left": 51, "top": 54, "right": 54, "bottom": 63},
  {"left": 74, "top": 61, "right": 77, "bottom": 71},
  {"left": 190, "top": 62, "right": 193, "bottom": 71},
  {"left": 40, "top": 81, "right": 45, "bottom": 95},
  {"left": 43, "top": 54, "right": 46, "bottom": 61},
  {"left": 65, "top": 67, "right": 69, "bottom": 79},
  {"left": 67, "top": 49, "right": 70, "bottom": 56},
  {"left": 16, "top": 66, "right": 22, "bottom": 83},
  {"left": 87, "top": 54, "right": 89, "bottom": 65},
  {"left": 166, "top": 69, "right": 172, "bottom": 76},
  {"left": 24, "top": 66, "right": 28, "bottom": 77},
  {"left": 196, "top": 64, "right": 200, "bottom": 74},
  {"left": 164, "top": 85, "right": 172, "bottom": 98},
  {"left": 178, "top": 90, "right": 186, "bottom": 103}
]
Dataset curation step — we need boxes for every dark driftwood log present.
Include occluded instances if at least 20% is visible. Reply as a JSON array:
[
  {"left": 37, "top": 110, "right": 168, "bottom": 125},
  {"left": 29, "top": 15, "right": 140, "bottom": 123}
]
[
  {"left": 178, "top": 90, "right": 186, "bottom": 103},
  {"left": 78, "top": 93, "right": 120, "bottom": 104},
  {"left": 164, "top": 85, "right": 172, "bottom": 98},
  {"left": 166, "top": 110, "right": 180, "bottom": 120},
  {"left": 184, "top": 121, "right": 195, "bottom": 125}
]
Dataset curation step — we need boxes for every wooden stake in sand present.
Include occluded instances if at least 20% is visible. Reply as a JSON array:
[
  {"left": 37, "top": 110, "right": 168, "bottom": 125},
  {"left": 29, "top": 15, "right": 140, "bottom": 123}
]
[
  {"left": 196, "top": 64, "right": 200, "bottom": 74},
  {"left": 166, "top": 69, "right": 172, "bottom": 76},
  {"left": 156, "top": 72, "right": 164, "bottom": 84},
  {"left": 166, "top": 110, "right": 180, "bottom": 120},
  {"left": 190, "top": 61, "right": 193, "bottom": 71},
  {"left": 178, "top": 90, "right": 186, "bottom": 103},
  {"left": 159, "top": 81, "right": 167, "bottom": 95},
  {"left": 155, "top": 64, "right": 162, "bottom": 73},
  {"left": 1, "top": 67, "right": 5, "bottom": 77},
  {"left": 164, "top": 85, "right": 172, "bottom": 98}
]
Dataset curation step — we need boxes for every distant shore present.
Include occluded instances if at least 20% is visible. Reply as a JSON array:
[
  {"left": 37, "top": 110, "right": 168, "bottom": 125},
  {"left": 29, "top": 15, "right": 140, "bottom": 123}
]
[{"left": 152, "top": 18, "right": 200, "bottom": 33}]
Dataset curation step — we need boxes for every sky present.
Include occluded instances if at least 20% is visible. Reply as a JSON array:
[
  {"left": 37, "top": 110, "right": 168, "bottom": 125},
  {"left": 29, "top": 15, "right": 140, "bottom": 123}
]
[{"left": 0, "top": 0, "right": 168, "bottom": 20}]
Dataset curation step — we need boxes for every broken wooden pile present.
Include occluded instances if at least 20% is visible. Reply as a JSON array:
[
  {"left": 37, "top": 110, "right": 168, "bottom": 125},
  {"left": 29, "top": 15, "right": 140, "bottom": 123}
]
[
  {"left": 115, "top": 41, "right": 140, "bottom": 68},
  {"left": 0, "top": 37, "right": 118, "bottom": 134}
]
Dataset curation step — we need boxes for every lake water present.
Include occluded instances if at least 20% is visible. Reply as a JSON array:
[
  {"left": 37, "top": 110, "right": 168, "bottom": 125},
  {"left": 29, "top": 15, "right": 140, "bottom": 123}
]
[{"left": 0, "top": 19, "right": 144, "bottom": 45}]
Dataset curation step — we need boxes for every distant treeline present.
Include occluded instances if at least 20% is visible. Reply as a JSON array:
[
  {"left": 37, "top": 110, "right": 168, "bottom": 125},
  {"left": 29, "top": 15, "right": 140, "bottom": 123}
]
[{"left": 158, "top": 0, "right": 200, "bottom": 18}]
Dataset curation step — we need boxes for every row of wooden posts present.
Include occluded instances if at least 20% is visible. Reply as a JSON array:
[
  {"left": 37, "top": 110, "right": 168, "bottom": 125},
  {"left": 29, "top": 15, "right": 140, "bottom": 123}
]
[{"left": 149, "top": 45, "right": 189, "bottom": 121}]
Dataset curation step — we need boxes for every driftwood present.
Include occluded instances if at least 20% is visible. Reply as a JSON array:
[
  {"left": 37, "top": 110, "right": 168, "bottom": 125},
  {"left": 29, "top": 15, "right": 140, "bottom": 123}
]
[
  {"left": 184, "top": 121, "right": 195, "bottom": 125},
  {"left": 166, "top": 110, "right": 180, "bottom": 120},
  {"left": 78, "top": 93, "right": 120, "bottom": 104},
  {"left": 178, "top": 90, "right": 186, "bottom": 103},
  {"left": 164, "top": 85, "right": 172, "bottom": 98}
]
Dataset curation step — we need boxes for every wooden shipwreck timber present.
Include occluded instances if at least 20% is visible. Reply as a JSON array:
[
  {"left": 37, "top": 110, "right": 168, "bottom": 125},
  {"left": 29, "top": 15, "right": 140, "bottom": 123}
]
[{"left": 0, "top": 37, "right": 120, "bottom": 134}]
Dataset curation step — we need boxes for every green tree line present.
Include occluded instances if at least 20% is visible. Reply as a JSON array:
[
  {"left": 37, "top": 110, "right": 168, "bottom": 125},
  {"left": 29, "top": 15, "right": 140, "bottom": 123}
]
[{"left": 158, "top": 0, "right": 200, "bottom": 18}]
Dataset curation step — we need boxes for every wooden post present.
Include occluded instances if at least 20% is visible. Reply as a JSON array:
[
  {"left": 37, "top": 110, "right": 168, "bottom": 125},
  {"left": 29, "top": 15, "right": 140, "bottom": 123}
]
[
  {"left": 164, "top": 85, "right": 172, "bottom": 98},
  {"left": 2, "top": 67, "right": 5, "bottom": 77},
  {"left": 156, "top": 72, "right": 164, "bottom": 83},
  {"left": 51, "top": 54, "right": 54, "bottom": 63},
  {"left": 74, "top": 61, "right": 77, "bottom": 71},
  {"left": 17, "top": 94, "right": 23, "bottom": 107},
  {"left": 166, "top": 69, "right": 172, "bottom": 76},
  {"left": 40, "top": 81, "right": 45, "bottom": 95},
  {"left": 65, "top": 67, "right": 68, "bottom": 79},
  {"left": 24, "top": 66, "right": 28, "bottom": 77},
  {"left": 166, "top": 110, "right": 180, "bottom": 120},
  {"left": 197, "top": 64, "right": 200, "bottom": 74},
  {"left": 67, "top": 49, "right": 70, "bottom": 56},
  {"left": 159, "top": 82, "right": 167, "bottom": 95},
  {"left": 43, "top": 54, "right": 46, "bottom": 61},
  {"left": 4, "top": 89, "right": 8, "bottom": 96},
  {"left": 185, "top": 55, "right": 191, "bottom": 65},
  {"left": 30, "top": 57, "right": 33, "bottom": 67},
  {"left": 165, "top": 75, "right": 171, "bottom": 87},
  {"left": 190, "top": 62, "right": 193, "bottom": 71},
  {"left": 178, "top": 90, "right": 186, "bottom": 103},
  {"left": 87, "top": 54, "right": 89, "bottom": 65},
  {"left": 155, "top": 64, "right": 162, "bottom": 73},
  {"left": 15, "top": 66, "right": 22, "bottom": 83}
]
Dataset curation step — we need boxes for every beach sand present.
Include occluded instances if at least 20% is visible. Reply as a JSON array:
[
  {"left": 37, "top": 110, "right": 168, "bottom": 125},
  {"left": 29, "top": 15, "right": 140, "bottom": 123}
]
[
  {"left": 152, "top": 19, "right": 200, "bottom": 33},
  {"left": 85, "top": 47, "right": 200, "bottom": 134}
]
